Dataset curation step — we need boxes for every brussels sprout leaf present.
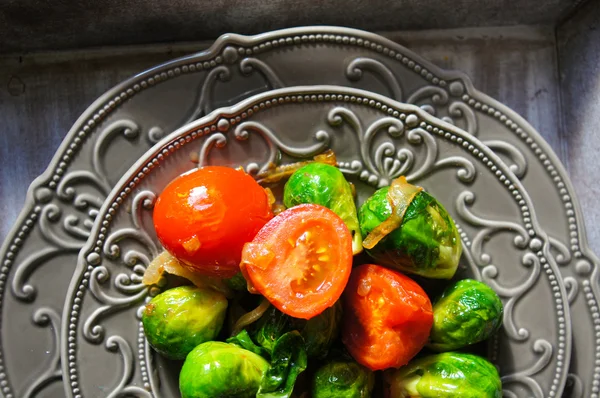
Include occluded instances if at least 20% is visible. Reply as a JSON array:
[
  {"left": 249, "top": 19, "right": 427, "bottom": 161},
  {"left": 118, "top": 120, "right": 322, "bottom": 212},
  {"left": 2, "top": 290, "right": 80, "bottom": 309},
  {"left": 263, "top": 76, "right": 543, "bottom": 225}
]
[
  {"left": 223, "top": 272, "right": 248, "bottom": 292},
  {"left": 254, "top": 307, "right": 291, "bottom": 354},
  {"left": 226, "top": 329, "right": 270, "bottom": 358},
  {"left": 257, "top": 331, "right": 308, "bottom": 398},
  {"left": 291, "top": 301, "right": 342, "bottom": 359}
]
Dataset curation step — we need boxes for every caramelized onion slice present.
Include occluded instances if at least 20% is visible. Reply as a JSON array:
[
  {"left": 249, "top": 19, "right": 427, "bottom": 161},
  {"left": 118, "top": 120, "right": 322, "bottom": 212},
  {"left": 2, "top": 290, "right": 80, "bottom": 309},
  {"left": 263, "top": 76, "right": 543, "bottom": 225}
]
[
  {"left": 143, "top": 250, "right": 233, "bottom": 297},
  {"left": 231, "top": 297, "right": 271, "bottom": 337},
  {"left": 257, "top": 149, "right": 338, "bottom": 184},
  {"left": 362, "top": 176, "right": 423, "bottom": 249},
  {"left": 265, "top": 187, "right": 276, "bottom": 208}
]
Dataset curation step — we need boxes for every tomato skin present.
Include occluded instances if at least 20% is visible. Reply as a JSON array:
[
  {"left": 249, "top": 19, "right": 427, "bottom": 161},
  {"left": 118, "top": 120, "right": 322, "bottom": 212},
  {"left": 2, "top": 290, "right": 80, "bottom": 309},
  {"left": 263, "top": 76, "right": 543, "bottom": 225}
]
[
  {"left": 342, "top": 264, "right": 433, "bottom": 371},
  {"left": 241, "top": 204, "right": 353, "bottom": 320},
  {"left": 153, "top": 166, "right": 273, "bottom": 278}
]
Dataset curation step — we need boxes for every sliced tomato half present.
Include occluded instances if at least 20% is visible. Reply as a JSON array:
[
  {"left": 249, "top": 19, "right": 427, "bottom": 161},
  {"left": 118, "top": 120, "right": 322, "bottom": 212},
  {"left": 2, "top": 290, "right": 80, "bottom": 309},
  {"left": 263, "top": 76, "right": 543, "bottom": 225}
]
[
  {"left": 342, "top": 264, "right": 433, "bottom": 370},
  {"left": 241, "top": 204, "right": 353, "bottom": 319}
]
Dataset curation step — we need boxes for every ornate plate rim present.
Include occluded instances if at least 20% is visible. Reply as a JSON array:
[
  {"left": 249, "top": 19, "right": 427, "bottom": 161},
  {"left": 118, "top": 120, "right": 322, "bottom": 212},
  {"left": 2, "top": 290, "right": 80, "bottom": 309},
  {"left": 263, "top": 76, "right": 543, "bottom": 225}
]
[{"left": 61, "top": 85, "right": 572, "bottom": 398}]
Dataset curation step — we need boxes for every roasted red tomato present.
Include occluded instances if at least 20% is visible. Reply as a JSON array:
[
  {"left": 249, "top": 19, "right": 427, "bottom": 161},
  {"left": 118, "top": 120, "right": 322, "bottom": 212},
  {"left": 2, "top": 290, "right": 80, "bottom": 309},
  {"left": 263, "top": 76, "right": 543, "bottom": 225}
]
[
  {"left": 241, "top": 204, "right": 353, "bottom": 319},
  {"left": 153, "top": 166, "right": 273, "bottom": 278},
  {"left": 342, "top": 264, "right": 433, "bottom": 370}
]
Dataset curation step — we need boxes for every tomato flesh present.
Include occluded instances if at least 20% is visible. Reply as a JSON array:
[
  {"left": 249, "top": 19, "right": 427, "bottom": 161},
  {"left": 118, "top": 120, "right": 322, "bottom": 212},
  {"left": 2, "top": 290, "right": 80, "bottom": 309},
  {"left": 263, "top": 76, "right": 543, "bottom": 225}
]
[
  {"left": 241, "top": 204, "right": 353, "bottom": 319},
  {"left": 153, "top": 166, "right": 273, "bottom": 278},
  {"left": 342, "top": 264, "right": 433, "bottom": 370}
]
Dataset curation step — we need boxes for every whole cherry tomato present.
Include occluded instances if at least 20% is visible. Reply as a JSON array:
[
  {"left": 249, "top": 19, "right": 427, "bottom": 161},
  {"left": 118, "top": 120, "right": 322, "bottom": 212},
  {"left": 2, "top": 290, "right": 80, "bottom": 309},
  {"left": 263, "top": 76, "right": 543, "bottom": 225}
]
[
  {"left": 153, "top": 166, "right": 273, "bottom": 278},
  {"left": 241, "top": 204, "right": 353, "bottom": 319},
  {"left": 342, "top": 264, "right": 433, "bottom": 370}
]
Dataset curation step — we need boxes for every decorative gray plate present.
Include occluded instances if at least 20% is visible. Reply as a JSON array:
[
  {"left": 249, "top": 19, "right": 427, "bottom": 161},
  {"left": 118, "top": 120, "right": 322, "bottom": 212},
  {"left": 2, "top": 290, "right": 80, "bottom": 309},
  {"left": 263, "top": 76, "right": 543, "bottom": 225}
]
[
  {"left": 0, "top": 26, "right": 595, "bottom": 398},
  {"left": 61, "top": 86, "right": 570, "bottom": 398}
]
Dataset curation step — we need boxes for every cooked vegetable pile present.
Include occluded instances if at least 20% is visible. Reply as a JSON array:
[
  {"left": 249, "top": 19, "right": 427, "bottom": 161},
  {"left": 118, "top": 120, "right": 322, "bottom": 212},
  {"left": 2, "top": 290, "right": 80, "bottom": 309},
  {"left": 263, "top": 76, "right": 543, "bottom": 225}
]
[{"left": 142, "top": 158, "right": 504, "bottom": 398}]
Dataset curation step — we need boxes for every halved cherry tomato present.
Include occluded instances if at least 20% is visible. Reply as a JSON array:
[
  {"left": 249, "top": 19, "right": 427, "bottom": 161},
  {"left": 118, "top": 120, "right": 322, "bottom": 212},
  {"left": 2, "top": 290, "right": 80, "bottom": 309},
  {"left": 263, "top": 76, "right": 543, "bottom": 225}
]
[
  {"left": 153, "top": 166, "right": 273, "bottom": 278},
  {"left": 240, "top": 204, "right": 353, "bottom": 320},
  {"left": 342, "top": 264, "right": 433, "bottom": 370}
]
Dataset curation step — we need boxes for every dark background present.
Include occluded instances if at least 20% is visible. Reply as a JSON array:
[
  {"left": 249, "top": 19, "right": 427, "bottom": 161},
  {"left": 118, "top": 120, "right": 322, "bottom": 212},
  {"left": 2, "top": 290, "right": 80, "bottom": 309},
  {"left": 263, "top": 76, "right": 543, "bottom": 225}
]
[{"left": 0, "top": 0, "right": 589, "bottom": 53}]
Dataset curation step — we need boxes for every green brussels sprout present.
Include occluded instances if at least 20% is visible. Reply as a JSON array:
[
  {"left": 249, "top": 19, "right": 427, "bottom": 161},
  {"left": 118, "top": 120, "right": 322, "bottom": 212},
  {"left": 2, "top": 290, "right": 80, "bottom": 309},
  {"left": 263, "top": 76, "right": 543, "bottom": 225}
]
[
  {"left": 257, "top": 331, "right": 308, "bottom": 398},
  {"left": 142, "top": 285, "right": 227, "bottom": 360},
  {"left": 358, "top": 183, "right": 461, "bottom": 279},
  {"left": 429, "top": 279, "right": 503, "bottom": 351},
  {"left": 384, "top": 352, "right": 502, "bottom": 398},
  {"left": 312, "top": 360, "right": 374, "bottom": 398},
  {"left": 179, "top": 341, "right": 270, "bottom": 398},
  {"left": 283, "top": 163, "right": 362, "bottom": 254},
  {"left": 292, "top": 301, "right": 343, "bottom": 358}
]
